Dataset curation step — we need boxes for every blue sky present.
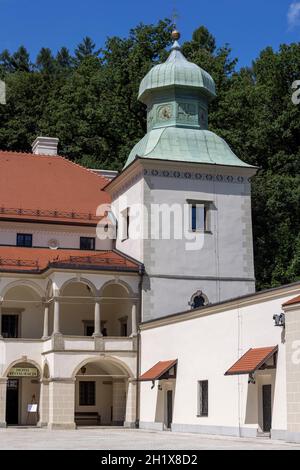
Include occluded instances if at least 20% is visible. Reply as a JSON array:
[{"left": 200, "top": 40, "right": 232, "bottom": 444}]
[{"left": 0, "top": 0, "right": 300, "bottom": 67}]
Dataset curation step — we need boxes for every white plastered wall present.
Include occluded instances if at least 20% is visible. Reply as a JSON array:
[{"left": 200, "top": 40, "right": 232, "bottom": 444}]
[
  {"left": 0, "top": 221, "right": 112, "bottom": 250},
  {"left": 139, "top": 287, "right": 299, "bottom": 437}
]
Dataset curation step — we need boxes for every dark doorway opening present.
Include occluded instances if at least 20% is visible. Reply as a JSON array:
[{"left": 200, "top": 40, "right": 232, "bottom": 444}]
[
  {"left": 262, "top": 384, "right": 272, "bottom": 433},
  {"left": 6, "top": 379, "right": 19, "bottom": 425},
  {"left": 167, "top": 390, "right": 173, "bottom": 429}
]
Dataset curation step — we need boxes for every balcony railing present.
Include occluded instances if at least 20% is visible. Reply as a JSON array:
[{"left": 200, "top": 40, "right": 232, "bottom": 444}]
[
  {"left": 0, "top": 206, "right": 100, "bottom": 222},
  {"left": 0, "top": 258, "right": 40, "bottom": 269},
  {"left": 1, "top": 335, "right": 136, "bottom": 354}
]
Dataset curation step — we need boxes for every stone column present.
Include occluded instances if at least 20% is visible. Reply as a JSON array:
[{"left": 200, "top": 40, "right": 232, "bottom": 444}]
[
  {"left": 112, "top": 380, "right": 126, "bottom": 425},
  {"left": 93, "top": 299, "right": 102, "bottom": 337},
  {"left": 42, "top": 303, "right": 49, "bottom": 339},
  {"left": 0, "top": 378, "right": 7, "bottom": 428},
  {"left": 131, "top": 302, "right": 138, "bottom": 337},
  {"left": 48, "top": 379, "right": 76, "bottom": 430},
  {"left": 284, "top": 301, "right": 300, "bottom": 443},
  {"left": 124, "top": 379, "right": 137, "bottom": 428},
  {"left": 53, "top": 299, "right": 61, "bottom": 335},
  {"left": 37, "top": 380, "right": 49, "bottom": 427}
]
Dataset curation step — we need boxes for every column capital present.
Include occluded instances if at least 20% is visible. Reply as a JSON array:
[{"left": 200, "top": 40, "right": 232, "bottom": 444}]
[
  {"left": 39, "top": 378, "right": 50, "bottom": 385},
  {"left": 48, "top": 377, "right": 75, "bottom": 384},
  {"left": 128, "top": 378, "right": 137, "bottom": 384}
]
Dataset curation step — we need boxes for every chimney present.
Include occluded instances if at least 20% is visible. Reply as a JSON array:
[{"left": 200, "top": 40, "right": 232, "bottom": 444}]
[{"left": 32, "top": 136, "right": 59, "bottom": 156}]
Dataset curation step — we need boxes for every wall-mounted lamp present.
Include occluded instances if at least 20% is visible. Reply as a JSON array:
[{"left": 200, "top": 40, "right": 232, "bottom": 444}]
[
  {"left": 273, "top": 313, "right": 285, "bottom": 328},
  {"left": 248, "top": 373, "right": 256, "bottom": 385},
  {"left": 80, "top": 366, "right": 87, "bottom": 375}
]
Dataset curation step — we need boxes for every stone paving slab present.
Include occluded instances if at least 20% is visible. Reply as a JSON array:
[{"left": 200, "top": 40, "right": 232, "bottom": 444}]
[{"left": 0, "top": 427, "right": 299, "bottom": 450}]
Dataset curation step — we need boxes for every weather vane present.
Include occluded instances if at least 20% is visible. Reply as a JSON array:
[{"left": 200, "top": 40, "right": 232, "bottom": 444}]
[
  {"left": 172, "top": 0, "right": 181, "bottom": 40},
  {"left": 172, "top": 2, "right": 179, "bottom": 29}
]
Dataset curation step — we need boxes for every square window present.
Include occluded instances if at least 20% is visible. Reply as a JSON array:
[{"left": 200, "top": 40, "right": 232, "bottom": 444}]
[
  {"left": 80, "top": 237, "right": 95, "bottom": 250},
  {"left": 16, "top": 233, "right": 32, "bottom": 247}
]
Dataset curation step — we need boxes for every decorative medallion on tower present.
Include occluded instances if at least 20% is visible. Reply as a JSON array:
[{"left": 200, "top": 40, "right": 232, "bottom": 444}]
[{"left": 157, "top": 104, "right": 173, "bottom": 122}]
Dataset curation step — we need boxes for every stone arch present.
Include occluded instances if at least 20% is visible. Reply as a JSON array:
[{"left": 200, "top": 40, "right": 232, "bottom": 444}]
[
  {"left": 0, "top": 280, "right": 44, "bottom": 299},
  {"left": 99, "top": 279, "right": 135, "bottom": 298},
  {"left": 72, "top": 356, "right": 134, "bottom": 427},
  {"left": 71, "top": 355, "right": 134, "bottom": 380},
  {"left": 60, "top": 277, "right": 97, "bottom": 296},
  {"left": 3, "top": 358, "right": 42, "bottom": 378}
]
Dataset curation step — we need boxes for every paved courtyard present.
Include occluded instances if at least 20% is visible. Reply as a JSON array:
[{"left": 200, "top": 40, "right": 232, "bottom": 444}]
[{"left": 0, "top": 427, "right": 300, "bottom": 450}]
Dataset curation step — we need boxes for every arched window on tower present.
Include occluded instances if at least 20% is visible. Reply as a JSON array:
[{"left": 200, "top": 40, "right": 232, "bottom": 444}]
[{"left": 189, "top": 290, "right": 209, "bottom": 310}]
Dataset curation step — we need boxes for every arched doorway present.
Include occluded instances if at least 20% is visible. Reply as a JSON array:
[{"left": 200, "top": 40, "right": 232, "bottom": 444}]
[
  {"left": 5, "top": 361, "right": 41, "bottom": 426},
  {"left": 74, "top": 359, "right": 130, "bottom": 427}
]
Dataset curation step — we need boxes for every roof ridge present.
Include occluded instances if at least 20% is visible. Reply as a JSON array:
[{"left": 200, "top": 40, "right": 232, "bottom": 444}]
[{"left": 53, "top": 154, "right": 110, "bottom": 186}]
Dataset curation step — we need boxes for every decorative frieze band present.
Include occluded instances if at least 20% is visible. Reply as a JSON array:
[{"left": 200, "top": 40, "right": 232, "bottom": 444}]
[
  {"left": 143, "top": 168, "right": 249, "bottom": 184},
  {"left": 111, "top": 167, "right": 250, "bottom": 200}
]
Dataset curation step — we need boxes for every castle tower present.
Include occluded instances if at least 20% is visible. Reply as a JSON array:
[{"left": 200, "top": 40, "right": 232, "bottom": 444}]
[{"left": 106, "top": 32, "right": 257, "bottom": 322}]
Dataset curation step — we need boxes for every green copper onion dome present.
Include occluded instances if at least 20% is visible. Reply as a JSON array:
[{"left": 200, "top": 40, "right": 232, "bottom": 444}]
[
  {"left": 138, "top": 40, "right": 216, "bottom": 104},
  {"left": 124, "top": 32, "right": 254, "bottom": 170}
]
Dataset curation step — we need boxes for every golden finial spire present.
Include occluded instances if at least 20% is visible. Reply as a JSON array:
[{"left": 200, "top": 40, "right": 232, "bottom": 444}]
[{"left": 171, "top": 1, "right": 181, "bottom": 41}]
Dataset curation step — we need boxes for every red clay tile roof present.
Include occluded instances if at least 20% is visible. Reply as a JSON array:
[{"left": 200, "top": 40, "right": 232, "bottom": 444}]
[
  {"left": 282, "top": 295, "right": 300, "bottom": 307},
  {"left": 0, "top": 151, "right": 110, "bottom": 224},
  {"left": 0, "top": 246, "right": 140, "bottom": 273},
  {"left": 225, "top": 346, "right": 278, "bottom": 376},
  {"left": 140, "top": 360, "right": 177, "bottom": 381}
]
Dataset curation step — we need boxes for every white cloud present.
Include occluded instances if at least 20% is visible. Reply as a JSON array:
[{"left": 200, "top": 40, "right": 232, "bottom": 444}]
[{"left": 288, "top": 2, "right": 300, "bottom": 29}]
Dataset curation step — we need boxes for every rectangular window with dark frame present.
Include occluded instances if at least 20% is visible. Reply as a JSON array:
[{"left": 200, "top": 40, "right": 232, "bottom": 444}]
[
  {"left": 198, "top": 380, "right": 208, "bottom": 417},
  {"left": 121, "top": 208, "right": 130, "bottom": 241},
  {"left": 79, "top": 381, "right": 96, "bottom": 406},
  {"left": 16, "top": 233, "right": 32, "bottom": 247},
  {"left": 80, "top": 237, "right": 95, "bottom": 251},
  {"left": 190, "top": 203, "right": 208, "bottom": 232}
]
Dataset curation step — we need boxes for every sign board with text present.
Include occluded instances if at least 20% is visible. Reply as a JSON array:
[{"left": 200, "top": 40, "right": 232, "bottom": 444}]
[{"left": 8, "top": 367, "right": 38, "bottom": 378}]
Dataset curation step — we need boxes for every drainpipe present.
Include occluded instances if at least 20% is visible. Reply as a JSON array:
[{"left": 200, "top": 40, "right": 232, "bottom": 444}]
[
  {"left": 135, "top": 265, "right": 144, "bottom": 428},
  {"left": 237, "top": 303, "right": 242, "bottom": 438}
]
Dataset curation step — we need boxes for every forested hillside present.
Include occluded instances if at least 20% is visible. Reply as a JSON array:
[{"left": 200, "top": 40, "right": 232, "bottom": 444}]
[{"left": 0, "top": 19, "right": 299, "bottom": 290}]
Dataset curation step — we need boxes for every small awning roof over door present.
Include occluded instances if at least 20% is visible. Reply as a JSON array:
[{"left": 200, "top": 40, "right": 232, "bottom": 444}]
[
  {"left": 225, "top": 346, "right": 278, "bottom": 376},
  {"left": 139, "top": 360, "right": 177, "bottom": 381}
]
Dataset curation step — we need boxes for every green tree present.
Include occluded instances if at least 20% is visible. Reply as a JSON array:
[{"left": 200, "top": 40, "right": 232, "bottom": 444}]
[{"left": 0, "top": 22, "right": 299, "bottom": 290}]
